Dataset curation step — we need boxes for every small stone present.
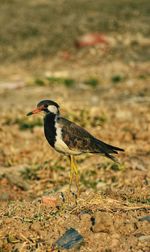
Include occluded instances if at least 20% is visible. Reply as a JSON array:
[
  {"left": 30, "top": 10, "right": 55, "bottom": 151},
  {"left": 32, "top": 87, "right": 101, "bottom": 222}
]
[
  {"left": 92, "top": 212, "right": 114, "bottom": 233},
  {"left": 139, "top": 216, "right": 150, "bottom": 223},
  {"left": 96, "top": 181, "right": 107, "bottom": 190},
  {"left": 42, "top": 196, "right": 58, "bottom": 208},
  {"left": 138, "top": 235, "right": 150, "bottom": 241},
  {"left": 111, "top": 234, "right": 120, "bottom": 247},
  {"left": 54, "top": 228, "right": 84, "bottom": 250},
  {"left": 30, "top": 222, "right": 41, "bottom": 232}
]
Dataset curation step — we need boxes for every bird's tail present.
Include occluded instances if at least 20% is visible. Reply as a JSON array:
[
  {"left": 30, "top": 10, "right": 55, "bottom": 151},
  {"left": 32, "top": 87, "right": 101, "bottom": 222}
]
[{"left": 94, "top": 139, "right": 124, "bottom": 162}]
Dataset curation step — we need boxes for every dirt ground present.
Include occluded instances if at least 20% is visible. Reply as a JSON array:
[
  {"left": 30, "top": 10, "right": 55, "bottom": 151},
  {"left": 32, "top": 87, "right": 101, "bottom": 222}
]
[{"left": 0, "top": 1, "right": 150, "bottom": 251}]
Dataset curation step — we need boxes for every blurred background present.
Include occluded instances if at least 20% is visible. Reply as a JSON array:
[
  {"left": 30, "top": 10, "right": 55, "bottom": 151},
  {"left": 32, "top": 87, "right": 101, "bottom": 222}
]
[
  {"left": 0, "top": 0, "right": 149, "bottom": 80},
  {"left": 0, "top": 1, "right": 150, "bottom": 251}
]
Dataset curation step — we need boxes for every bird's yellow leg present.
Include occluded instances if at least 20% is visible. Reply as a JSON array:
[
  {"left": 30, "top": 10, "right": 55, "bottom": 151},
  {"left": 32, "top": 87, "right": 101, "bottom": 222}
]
[
  {"left": 71, "top": 155, "right": 80, "bottom": 196},
  {"left": 69, "top": 155, "right": 74, "bottom": 191}
]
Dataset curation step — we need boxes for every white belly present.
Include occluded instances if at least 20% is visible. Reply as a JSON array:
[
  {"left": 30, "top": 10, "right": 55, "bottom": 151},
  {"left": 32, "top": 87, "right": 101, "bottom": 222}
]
[{"left": 54, "top": 123, "right": 81, "bottom": 155}]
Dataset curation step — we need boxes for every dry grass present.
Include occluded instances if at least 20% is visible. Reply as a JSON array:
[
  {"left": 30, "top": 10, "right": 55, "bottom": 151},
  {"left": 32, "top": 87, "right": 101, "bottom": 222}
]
[{"left": 0, "top": 0, "right": 150, "bottom": 251}]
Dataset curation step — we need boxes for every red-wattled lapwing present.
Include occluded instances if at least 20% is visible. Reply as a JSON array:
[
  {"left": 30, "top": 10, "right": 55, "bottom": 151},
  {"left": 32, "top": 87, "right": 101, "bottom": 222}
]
[{"left": 27, "top": 100, "right": 124, "bottom": 194}]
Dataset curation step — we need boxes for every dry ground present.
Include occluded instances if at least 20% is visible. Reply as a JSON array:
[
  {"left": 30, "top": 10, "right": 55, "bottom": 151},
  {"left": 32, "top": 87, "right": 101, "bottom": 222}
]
[{"left": 0, "top": 0, "right": 150, "bottom": 251}]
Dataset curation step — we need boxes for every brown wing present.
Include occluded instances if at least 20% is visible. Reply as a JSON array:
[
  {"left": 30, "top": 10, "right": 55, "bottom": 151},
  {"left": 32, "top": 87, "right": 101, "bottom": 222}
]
[
  {"left": 57, "top": 117, "right": 124, "bottom": 161},
  {"left": 57, "top": 117, "right": 97, "bottom": 152}
]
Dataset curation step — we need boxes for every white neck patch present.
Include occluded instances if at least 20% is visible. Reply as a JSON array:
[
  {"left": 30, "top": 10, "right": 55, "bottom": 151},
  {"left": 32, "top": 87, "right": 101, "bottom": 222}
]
[{"left": 48, "top": 105, "right": 58, "bottom": 114}]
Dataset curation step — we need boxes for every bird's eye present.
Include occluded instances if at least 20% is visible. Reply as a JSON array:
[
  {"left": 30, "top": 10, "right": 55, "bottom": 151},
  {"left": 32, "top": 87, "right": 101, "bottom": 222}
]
[{"left": 44, "top": 104, "right": 48, "bottom": 108}]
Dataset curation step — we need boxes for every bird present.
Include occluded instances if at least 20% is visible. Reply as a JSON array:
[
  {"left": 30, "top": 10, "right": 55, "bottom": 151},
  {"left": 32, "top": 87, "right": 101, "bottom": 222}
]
[{"left": 27, "top": 100, "right": 124, "bottom": 194}]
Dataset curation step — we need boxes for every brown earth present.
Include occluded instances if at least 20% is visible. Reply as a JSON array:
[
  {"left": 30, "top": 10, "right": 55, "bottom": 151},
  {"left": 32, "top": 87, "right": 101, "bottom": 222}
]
[
  {"left": 0, "top": 67, "right": 150, "bottom": 251},
  {"left": 0, "top": 0, "right": 150, "bottom": 251}
]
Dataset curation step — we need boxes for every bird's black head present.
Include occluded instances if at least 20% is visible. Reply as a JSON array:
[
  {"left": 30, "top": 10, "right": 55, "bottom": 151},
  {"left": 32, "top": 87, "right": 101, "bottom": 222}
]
[{"left": 27, "top": 100, "right": 60, "bottom": 116}]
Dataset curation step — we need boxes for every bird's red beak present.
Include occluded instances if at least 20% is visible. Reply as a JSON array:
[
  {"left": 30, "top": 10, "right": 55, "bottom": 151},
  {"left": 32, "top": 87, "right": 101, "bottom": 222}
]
[{"left": 26, "top": 106, "right": 44, "bottom": 116}]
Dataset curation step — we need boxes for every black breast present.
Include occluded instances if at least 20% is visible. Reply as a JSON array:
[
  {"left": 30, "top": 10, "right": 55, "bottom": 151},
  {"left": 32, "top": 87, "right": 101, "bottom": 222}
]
[{"left": 44, "top": 113, "right": 56, "bottom": 148}]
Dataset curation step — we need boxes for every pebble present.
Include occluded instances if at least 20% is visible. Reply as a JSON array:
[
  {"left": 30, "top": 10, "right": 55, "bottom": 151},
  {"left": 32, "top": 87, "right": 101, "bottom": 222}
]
[
  {"left": 96, "top": 181, "right": 107, "bottom": 190},
  {"left": 55, "top": 227, "right": 84, "bottom": 250},
  {"left": 138, "top": 235, "right": 150, "bottom": 241},
  {"left": 41, "top": 196, "right": 58, "bottom": 208},
  {"left": 30, "top": 222, "right": 41, "bottom": 232},
  {"left": 139, "top": 216, "right": 150, "bottom": 223},
  {"left": 92, "top": 212, "right": 114, "bottom": 233}
]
